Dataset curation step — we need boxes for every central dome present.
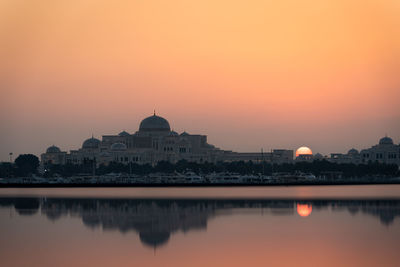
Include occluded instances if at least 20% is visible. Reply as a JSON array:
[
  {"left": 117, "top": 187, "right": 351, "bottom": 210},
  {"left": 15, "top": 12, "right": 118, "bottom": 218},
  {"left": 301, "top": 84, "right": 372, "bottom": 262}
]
[
  {"left": 139, "top": 114, "right": 171, "bottom": 132},
  {"left": 379, "top": 136, "right": 393, "bottom": 145}
]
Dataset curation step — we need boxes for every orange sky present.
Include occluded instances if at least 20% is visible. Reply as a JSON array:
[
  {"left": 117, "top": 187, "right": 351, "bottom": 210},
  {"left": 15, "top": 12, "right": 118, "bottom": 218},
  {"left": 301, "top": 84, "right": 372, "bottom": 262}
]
[{"left": 0, "top": 0, "right": 399, "bottom": 160}]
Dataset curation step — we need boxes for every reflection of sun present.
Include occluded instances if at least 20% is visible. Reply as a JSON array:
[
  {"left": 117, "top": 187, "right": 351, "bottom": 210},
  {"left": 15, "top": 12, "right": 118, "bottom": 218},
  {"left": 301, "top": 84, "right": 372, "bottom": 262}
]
[{"left": 297, "top": 203, "right": 312, "bottom": 217}]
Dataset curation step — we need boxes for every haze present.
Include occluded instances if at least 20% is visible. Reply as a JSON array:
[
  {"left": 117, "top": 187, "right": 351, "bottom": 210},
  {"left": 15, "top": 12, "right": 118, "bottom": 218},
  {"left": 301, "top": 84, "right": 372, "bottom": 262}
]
[{"left": 1, "top": 0, "right": 399, "bottom": 161}]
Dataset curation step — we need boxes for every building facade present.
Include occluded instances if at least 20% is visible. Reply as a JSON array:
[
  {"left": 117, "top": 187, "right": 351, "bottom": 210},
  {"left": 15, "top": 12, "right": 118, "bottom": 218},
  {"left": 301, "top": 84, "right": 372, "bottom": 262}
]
[
  {"left": 41, "top": 113, "right": 293, "bottom": 167},
  {"left": 328, "top": 136, "right": 400, "bottom": 165}
]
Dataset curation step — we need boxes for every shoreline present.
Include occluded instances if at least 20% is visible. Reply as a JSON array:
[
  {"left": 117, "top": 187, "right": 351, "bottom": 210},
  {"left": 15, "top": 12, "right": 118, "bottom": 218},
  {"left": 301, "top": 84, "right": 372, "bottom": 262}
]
[{"left": 1, "top": 180, "right": 400, "bottom": 188}]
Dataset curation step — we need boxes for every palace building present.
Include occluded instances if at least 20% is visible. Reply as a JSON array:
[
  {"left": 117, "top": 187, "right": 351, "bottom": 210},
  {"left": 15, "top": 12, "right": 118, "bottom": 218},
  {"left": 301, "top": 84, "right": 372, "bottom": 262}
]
[
  {"left": 329, "top": 136, "right": 400, "bottom": 165},
  {"left": 41, "top": 113, "right": 294, "bottom": 166}
]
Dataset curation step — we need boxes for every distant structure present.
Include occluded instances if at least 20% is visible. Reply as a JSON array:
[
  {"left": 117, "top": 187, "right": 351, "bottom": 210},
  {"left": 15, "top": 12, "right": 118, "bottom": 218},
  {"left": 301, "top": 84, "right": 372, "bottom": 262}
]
[
  {"left": 41, "top": 113, "right": 293, "bottom": 166},
  {"left": 328, "top": 136, "right": 400, "bottom": 165},
  {"left": 41, "top": 145, "right": 67, "bottom": 165}
]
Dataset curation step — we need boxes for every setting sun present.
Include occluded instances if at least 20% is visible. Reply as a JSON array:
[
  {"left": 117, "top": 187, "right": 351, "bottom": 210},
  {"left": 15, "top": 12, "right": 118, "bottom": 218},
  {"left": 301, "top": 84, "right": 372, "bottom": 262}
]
[
  {"left": 1, "top": 1, "right": 400, "bottom": 266},
  {"left": 296, "top": 147, "right": 313, "bottom": 157}
]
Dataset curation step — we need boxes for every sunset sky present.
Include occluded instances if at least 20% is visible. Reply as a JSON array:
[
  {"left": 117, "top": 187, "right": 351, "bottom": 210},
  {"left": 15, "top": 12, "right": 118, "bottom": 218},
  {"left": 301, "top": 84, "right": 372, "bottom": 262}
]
[{"left": 0, "top": 0, "right": 399, "bottom": 161}]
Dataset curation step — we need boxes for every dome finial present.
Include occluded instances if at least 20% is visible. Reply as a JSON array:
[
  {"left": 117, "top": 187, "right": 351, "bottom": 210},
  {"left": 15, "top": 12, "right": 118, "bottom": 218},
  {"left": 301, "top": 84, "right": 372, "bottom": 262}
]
[{"left": 154, "top": 109, "right": 156, "bottom": 116}]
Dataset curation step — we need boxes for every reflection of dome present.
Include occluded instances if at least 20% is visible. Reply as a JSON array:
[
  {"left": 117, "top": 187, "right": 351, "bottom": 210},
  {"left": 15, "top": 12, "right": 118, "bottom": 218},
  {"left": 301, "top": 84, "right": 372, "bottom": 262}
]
[
  {"left": 14, "top": 198, "right": 40, "bottom": 216},
  {"left": 46, "top": 145, "right": 61, "bottom": 153},
  {"left": 296, "top": 146, "right": 312, "bottom": 157},
  {"left": 139, "top": 231, "right": 170, "bottom": 248},
  {"left": 348, "top": 148, "right": 359, "bottom": 155},
  {"left": 296, "top": 203, "right": 312, "bottom": 217},
  {"left": 110, "top": 143, "right": 127, "bottom": 151},
  {"left": 139, "top": 114, "right": 171, "bottom": 132},
  {"left": 82, "top": 137, "right": 101, "bottom": 149},
  {"left": 379, "top": 136, "right": 393, "bottom": 145},
  {"left": 118, "top": 131, "right": 130, "bottom": 137}
]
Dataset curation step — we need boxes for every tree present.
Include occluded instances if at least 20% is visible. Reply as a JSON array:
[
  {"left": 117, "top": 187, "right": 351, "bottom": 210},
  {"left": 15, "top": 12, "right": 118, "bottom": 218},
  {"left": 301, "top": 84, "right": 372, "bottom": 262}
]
[
  {"left": 155, "top": 161, "right": 174, "bottom": 173},
  {"left": 15, "top": 154, "right": 39, "bottom": 176},
  {"left": 0, "top": 162, "right": 16, "bottom": 178}
]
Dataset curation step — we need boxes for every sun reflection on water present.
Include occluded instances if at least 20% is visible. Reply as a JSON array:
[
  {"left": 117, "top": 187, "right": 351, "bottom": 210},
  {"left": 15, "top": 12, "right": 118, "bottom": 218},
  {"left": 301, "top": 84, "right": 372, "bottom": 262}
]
[{"left": 297, "top": 203, "right": 312, "bottom": 217}]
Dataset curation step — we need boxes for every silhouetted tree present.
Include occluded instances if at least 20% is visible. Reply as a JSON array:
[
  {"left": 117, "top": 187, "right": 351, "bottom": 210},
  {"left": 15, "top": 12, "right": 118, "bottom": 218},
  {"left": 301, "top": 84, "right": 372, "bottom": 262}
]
[
  {"left": 155, "top": 161, "right": 174, "bottom": 173},
  {"left": 0, "top": 162, "right": 16, "bottom": 178},
  {"left": 15, "top": 154, "right": 39, "bottom": 176}
]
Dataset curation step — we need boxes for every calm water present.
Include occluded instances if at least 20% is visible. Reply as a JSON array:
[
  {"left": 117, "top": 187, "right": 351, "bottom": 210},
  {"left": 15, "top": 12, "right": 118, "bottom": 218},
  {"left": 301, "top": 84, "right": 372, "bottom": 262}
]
[{"left": 0, "top": 186, "right": 400, "bottom": 267}]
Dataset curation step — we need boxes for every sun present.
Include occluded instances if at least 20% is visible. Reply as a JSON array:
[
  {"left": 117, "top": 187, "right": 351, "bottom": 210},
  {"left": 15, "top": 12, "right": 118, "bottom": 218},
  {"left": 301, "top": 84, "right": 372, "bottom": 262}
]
[
  {"left": 296, "top": 146, "right": 313, "bottom": 157},
  {"left": 297, "top": 203, "right": 312, "bottom": 217}
]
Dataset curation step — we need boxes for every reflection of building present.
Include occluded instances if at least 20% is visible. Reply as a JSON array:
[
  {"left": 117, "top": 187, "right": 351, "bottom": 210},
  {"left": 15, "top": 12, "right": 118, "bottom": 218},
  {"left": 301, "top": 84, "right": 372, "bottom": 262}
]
[
  {"left": 40, "top": 113, "right": 293, "bottom": 166},
  {"left": 40, "top": 198, "right": 218, "bottom": 248},
  {"left": 329, "top": 136, "right": 400, "bottom": 165},
  {"left": 1, "top": 197, "right": 400, "bottom": 249}
]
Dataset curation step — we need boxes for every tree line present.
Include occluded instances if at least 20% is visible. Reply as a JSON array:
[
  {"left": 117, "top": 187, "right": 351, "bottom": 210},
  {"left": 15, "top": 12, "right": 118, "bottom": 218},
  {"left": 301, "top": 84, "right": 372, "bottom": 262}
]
[{"left": 0, "top": 154, "right": 399, "bottom": 178}]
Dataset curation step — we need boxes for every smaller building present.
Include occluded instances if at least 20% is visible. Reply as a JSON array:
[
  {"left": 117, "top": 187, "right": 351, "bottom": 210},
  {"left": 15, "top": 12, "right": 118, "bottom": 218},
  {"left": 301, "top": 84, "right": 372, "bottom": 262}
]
[
  {"left": 329, "top": 148, "right": 361, "bottom": 164},
  {"left": 41, "top": 145, "right": 67, "bottom": 165},
  {"left": 329, "top": 136, "right": 400, "bottom": 165},
  {"left": 217, "top": 149, "right": 293, "bottom": 164},
  {"left": 360, "top": 136, "right": 400, "bottom": 165}
]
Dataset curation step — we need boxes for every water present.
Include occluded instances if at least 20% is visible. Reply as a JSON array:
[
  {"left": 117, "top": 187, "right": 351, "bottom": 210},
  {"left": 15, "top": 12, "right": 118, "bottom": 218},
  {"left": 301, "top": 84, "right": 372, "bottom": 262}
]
[{"left": 0, "top": 185, "right": 399, "bottom": 267}]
